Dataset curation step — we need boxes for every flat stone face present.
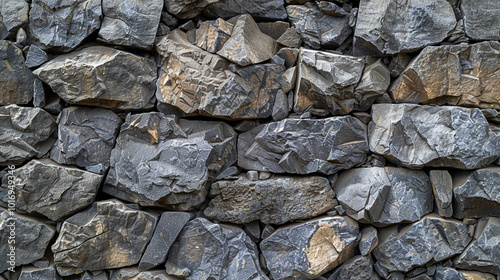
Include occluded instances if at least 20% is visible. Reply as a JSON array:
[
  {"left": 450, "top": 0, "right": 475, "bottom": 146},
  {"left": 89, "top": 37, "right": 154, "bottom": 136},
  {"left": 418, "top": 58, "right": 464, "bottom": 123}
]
[
  {"left": 294, "top": 48, "right": 366, "bottom": 115},
  {"left": 29, "top": 0, "right": 102, "bottom": 52},
  {"left": 98, "top": 0, "right": 163, "bottom": 50},
  {"left": 359, "top": 226, "right": 378, "bottom": 256},
  {"left": 52, "top": 200, "right": 157, "bottom": 276},
  {"left": 260, "top": 216, "right": 359, "bottom": 279},
  {"left": 354, "top": 0, "right": 456, "bottom": 55},
  {"left": 0, "top": 105, "right": 57, "bottom": 166},
  {"left": 50, "top": 107, "right": 122, "bottom": 174},
  {"left": 0, "top": 0, "right": 28, "bottom": 39},
  {"left": 461, "top": 0, "right": 500, "bottom": 40},
  {"left": 203, "top": 0, "right": 287, "bottom": 21},
  {"left": 430, "top": 170, "right": 453, "bottom": 217},
  {"left": 33, "top": 46, "right": 157, "bottom": 110},
  {"left": 0, "top": 159, "right": 102, "bottom": 221},
  {"left": 25, "top": 45, "right": 48, "bottom": 68},
  {"left": 238, "top": 116, "right": 369, "bottom": 175},
  {"left": 104, "top": 113, "right": 237, "bottom": 210},
  {"left": 204, "top": 175, "right": 336, "bottom": 224},
  {"left": 166, "top": 218, "right": 268, "bottom": 280},
  {"left": 333, "top": 167, "right": 433, "bottom": 226},
  {"left": 369, "top": 104, "right": 500, "bottom": 169},
  {"left": 0, "top": 208, "right": 55, "bottom": 273},
  {"left": 373, "top": 214, "right": 472, "bottom": 273},
  {"left": 391, "top": 42, "right": 500, "bottom": 109}
]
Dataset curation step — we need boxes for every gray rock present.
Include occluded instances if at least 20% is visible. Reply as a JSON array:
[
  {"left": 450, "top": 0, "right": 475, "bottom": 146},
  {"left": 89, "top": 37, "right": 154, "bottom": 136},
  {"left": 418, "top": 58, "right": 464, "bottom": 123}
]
[
  {"left": 204, "top": 175, "right": 336, "bottom": 224},
  {"left": 18, "top": 265, "right": 62, "bottom": 280},
  {"left": 111, "top": 267, "right": 177, "bottom": 280},
  {"left": 161, "top": 12, "right": 178, "bottom": 27},
  {"left": 271, "top": 90, "right": 289, "bottom": 121},
  {"left": 139, "top": 212, "right": 191, "bottom": 271},
  {"left": 294, "top": 48, "right": 366, "bottom": 116},
  {"left": 459, "top": 271, "right": 497, "bottom": 280},
  {"left": 369, "top": 104, "right": 500, "bottom": 169},
  {"left": 257, "top": 21, "right": 290, "bottom": 40},
  {"left": 329, "top": 255, "right": 380, "bottom": 280},
  {"left": 317, "top": 1, "right": 349, "bottom": 17},
  {"left": 25, "top": 45, "right": 48, "bottom": 68},
  {"left": 0, "top": 0, "right": 28, "bottom": 40},
  {"left": 72, "top": 271, "right": 109, "bottom": 280},
  {"left": 281, "top": 66, "right": 297, "bottom": 93},
  {"left": 0, "top": 208, "right": 55, "bottom": 273},
  {"left": 434, "top": 267, "right": 466, "bottom": 280},
  {"left": 238, "top": 116, "right": 369, "bottom": 175},
  {"left": 0, "top": 105, "right": 56, "bottom": 166},
  {"left": 430, "top": 170, "right": 453, "bottom": 218},
  {"left": 29, "top": 0, "right": 102, "bottom": 52},
  {"left": 203, "top": 0, "right": 287, "bottom": 21},
  {"left": 277, "top": 27, "right": 302, "bottom": 48},
  {"left": 455, "top": 217, "right": 500, "bottom": 275},
  {"left": 353, "top": 59, "right": 391, "bottom": 111},
  {"left": 98, "top": 0, "right": 162, "bottom": 50},
  {"left": 217, "top": 15, "right": 277, "bottom": 66},
  {"left": 389, "top": 53, "right": 411, "bottom": 78},
  {"left": 461, "top": 0, "right": 500, "bottom": 41},
  {"left": 333, "top": 167, "right": 433, "bottom": 226},
  {"left": 196, "top": 18, "right": 233, "bottom": 53},
  {"left": 260, "top": 216, "right": 359, "bottom": 279},
  {"left": 33, "top": 46, "right": 157, "bottom": 110},
  {"left": 0, "top": 40, "right": 42, "bottom": 105},
  {"left": 354, "top": 0, "right": 456, "bottom": 56},
  {"left": 275, "top": 47, "right": 299, "bottom": 68},
  {"left": 0, "top": 159, "right": 102, "bottom": 221},
  {"left": 49, "top": 107, "right": 122, "bottom": 173},
  {"left": 246, "top": 170, "right": 259, "bottom": 181},
  {"left": 104, "top": 113, "right": 237, "bottom": 210},
  {"left": 373, "top": 214, "right": 472, "bottom": 273},
  {"left": 166, "top": 217, "right": 268, "bottom": 280},
  {"left": 359, "top": 227, "right": 378, "bottom": 256},
  {"left": 164, "top": 0, "right": 218, "bottom": 19},
  {"left": 52, "top": 200, "right": 157, "bottom": 276},
  {"left": 287, "top": 3, "right": 352, "bottom": 49}
]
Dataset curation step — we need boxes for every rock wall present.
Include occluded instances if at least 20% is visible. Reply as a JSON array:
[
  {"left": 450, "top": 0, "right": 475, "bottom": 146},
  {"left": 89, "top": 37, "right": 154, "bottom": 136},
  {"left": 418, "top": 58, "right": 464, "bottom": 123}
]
[{"left": 0, "top": 0, "right": 500, "bottom": 279}]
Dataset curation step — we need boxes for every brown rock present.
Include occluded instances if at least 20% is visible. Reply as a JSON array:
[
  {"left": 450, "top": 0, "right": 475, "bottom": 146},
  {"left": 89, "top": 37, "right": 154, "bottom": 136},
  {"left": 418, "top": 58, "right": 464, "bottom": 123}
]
[{"left": 195, "top": 18, "right": 233, "bottom": 53}]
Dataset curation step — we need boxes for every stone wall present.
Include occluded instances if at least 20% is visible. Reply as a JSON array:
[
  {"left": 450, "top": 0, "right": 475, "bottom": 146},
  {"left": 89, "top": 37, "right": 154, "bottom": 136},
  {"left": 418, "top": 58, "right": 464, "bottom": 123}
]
[{"left": 0, "top": 0, "right": 500, "bottom": 279}]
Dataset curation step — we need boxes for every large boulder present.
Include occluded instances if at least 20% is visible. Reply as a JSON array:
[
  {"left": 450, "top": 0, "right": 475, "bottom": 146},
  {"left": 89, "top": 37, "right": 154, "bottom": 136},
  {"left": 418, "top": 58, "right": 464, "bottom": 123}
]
[
  {"left": 369, "top": 104, "right": 500, "bottom": 169},
  {"left": 461, "top": 0, "right": 500, "bottom": 41},
  {"left": 203, "top": 0, "right": 287, "bottom": 21},
  {"left": 0, "top": 0, "right": 28, "bottom": 39}
]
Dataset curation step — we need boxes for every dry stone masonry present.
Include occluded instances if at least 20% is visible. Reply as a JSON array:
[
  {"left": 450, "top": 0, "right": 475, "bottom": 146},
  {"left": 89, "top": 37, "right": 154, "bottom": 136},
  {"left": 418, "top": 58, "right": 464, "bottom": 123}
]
[{"left": 0, "top": 0, "right": 500, "bottom": 279}]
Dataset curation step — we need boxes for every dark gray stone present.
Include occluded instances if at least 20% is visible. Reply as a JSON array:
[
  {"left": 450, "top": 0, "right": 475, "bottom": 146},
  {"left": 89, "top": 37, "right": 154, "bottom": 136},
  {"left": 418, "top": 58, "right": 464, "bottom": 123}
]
[
  {"left": 0, "top": 105, "right": 56, "bottom": 166},
  {"left": 271, "top": 90, "right": 289, "bottom": 121},
  {"left": 389, "top": 53, "right": 411, "bottom": 78},
  {"left": 25, "top": 45, "right": 48, "bottom": 68},
  {"left": 434, "top": 267, "right": 466, "bottom": 280},
  {"left": 277, "top": 27, "right": 302, "bottom": 48},
  {"left": 29, "top": 0, "right": 102, "bottom": 52},
  {"left": 165, "top": 217, "right": 268, "bottom": 279},
  {"left": 18, "top": 265, "right": 62, "bottom": 280},
  {"left": 33, "top": 46, "right": 157, "bottom": 110},
  {"left": 0, "top": 0, "right": 28, "bottom": 40},
  {"left": 203, "top": 0, "right": 287, "bottom": 21},
  {"left": 430, "top": 170, "right": 453, "bottom": 218},
  {"left": 461, "top": 0, "right": 500, "bottom": 41},
  {"left": 260, "top": 216, "right": 359, "bottom": 279},
  {"left": 52, "top": 200, "right": 157, "bottom": 276},
  {"left": 111, "top": 267, "right": 177, "bottom": 280},
  {"left": 238, "top": 116, "right": 369, "bottom": 175},
  {"left": 329, "top": 255, "right": 380, "bottom": 280},
  {"left": 257, "top": 21, "right": 290, "bottom": 40},
  {"left": 164, "top": 0, "right": 218, "bottom": 19},
  {"left": 333, "top": 167, "right": 433, "bottom": 226},
  {"left": 317, "top": 1, "right": 349, "bottom": 17},
  {"left": 369, "top": 104, "right": 500, "bottom": 169},
  {"left": 50, "top": 107, "right": 122, "bottom": 173},
  {"left": 359, "top": 226, "right": 378, "bottom": 256},
  {"left": 195, "top": 18, "right": 233, "bottom": 53},
  {"left": 353, "top": 59, "right": 390, "bottom": 111},
  {"left": 281, "top": 66, "right": 297, "bottom": 93},
  {"left": 161, "top": 12, "right": 178, "bottom": 28}
]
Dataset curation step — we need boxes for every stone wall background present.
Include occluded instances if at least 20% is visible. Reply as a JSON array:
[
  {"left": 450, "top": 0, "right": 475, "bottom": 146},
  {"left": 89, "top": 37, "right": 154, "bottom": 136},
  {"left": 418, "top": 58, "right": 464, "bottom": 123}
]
[{"left": 0, "top": 0, "right": 500, "bottom": 279}]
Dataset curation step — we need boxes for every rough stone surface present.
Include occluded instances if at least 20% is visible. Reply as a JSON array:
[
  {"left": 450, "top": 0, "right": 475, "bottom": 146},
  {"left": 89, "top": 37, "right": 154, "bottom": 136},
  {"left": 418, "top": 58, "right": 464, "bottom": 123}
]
[
  {"left": 238, "top": 116, "right": 369, "bottom": 175},
  {"left": 0, "top": 0, "right": 28, "bottom": 40},
  {"left": 203, "top": 0, "right": 287, "bottom": 21},
  {"left": 430, "top": 170, "right": 453, "bottom": 217},
  {"left": 294, "top": 48, "right": 366, "bottom": 115},
  {"left": 353, "top": 59, "right": 391, "bottom": 111},
  {"left": 164, "top": 0, "right": 218, "bottom": 19},
  {"left": 166, "top": 217, "right": 268, "bottom": 280},
  {"left": 111, "top": 267, "right": 178, "bottom": 280},
  {"left": 333, "top": 167, "right": 433, "bottom": 226},
  {"left": 461, "top": 0, "right": 500, "bottom": 41},
  {"left": 205, "top": 175, "right": 335, "bottom": 224},
  {"left": 0, "top": 105, "right": 56, "bottom": 166},
  {"left": 29, "top": 0, "right": 102, "bottom": 52},
  {"left": 434, "top": 267, "right": 466, "bottom": 280},
  {"left": 260, "top": 216, "right": 359, "bottom": 279},
  {"left": 196, "top": 18, "right": 233, "bottom": 53},
  {"left": 18, "top": 265, "right": 63, "bottom": 280},
  {"left": 329, "top": 255, "right": 380, "bottom": 280},
  {"left": 0, "top": 159, "right": 102, "bottom": 221},
  {"left": 25, "top": 45, "right": 48, "bottom": 68},
  {"left": 373, "top": 214, "right": 472, "bottom": 273},
  {"left": 277, "top": 27, "right": 302, "bottom": 48},
  {"left": 52, "top": 200, "right": 157, "bottom": 276},
  {"left": 98, "top": 0, "right": 163, "bottom": 50},
  {"left": 272, "top": 90, "right": 289, "bottom": 121},
  {"left": 359, "top": 226, "right": 378, "bottom": 256},
  {"left": 257, "top": 21, "right": 289, "bottom": 40},
  {"left": 369, "top": 104, "right": 500, "bottom": 169},
  {"left": 104, "top": 113, "right": 237, "bottom": 210},
  {"left": 391, "top": 42, "right": 500, "bottom": 110},
  {"left": 354, "top": 0, "right": 456, "bottom": 55}
]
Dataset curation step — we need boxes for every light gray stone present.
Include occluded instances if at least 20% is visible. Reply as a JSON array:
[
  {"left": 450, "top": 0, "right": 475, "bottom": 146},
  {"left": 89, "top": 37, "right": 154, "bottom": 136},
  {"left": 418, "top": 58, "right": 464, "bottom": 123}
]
[
  {"left": 461, "top": 0, "right": 500, "bottom": 41},
  {"left": 203, "top": 0, "right": 287, "bottom": 21},
  {"left": 281, "top": 66, "right": 297, "bottom": 93},
  {"left": 353, "top": 59, "right": 390, "bottom": 111},
  {"left": 430, "top": 170, "right": 453, "bottom": 218},
  {"left": 359, "top": 227, "right": 378, "bottom": 256},
  {"left": 25, "top": 45, "right": 48, "bottom": 68},
  {"left": 271, "top": 90, "right": 289, "bottom": 121},
  {"left": 0, "top": 0, "right": 28, "bottom": 40}
]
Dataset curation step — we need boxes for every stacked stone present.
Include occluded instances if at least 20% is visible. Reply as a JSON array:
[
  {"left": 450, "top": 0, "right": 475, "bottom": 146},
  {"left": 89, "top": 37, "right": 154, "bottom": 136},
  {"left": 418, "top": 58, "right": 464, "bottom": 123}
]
[{"left": 0, "top": 0, "right": 500, "bottom": 279}]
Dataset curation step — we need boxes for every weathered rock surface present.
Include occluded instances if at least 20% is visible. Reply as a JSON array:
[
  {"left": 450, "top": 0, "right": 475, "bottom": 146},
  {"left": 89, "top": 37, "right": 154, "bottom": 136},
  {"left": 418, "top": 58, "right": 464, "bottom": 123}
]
[
  {"left": 260, "top": 216, "right": 359, "bottom": 279},
  {"left": 359, "top": 226, "right": 378, "bottom": 256},
  {"left": 111, "top": 267, "right": 178, "bottom": 280},
  {"left": 238, "top": 116, "right": 369, "bottom": 175},
  {"left": 329, "top": 255, "right": 380, "bottom": 280},
  {"left": 205, "top": 175, "right": 336, "bottom": 224},
  {"left": 0, "top": 40, "right": 43, "bottom": 105},
  {"left": 203, "top": 0, "right": 287, "bottom": 21},
  {"left": 0, "top": 159, "right": 102, "bottom": 221},
  {"left": 434, "top": 267, "right": 496, "bottom": 280},
  {"left": 164, "top": 0, "right": 218, "bottom": 19},
  {"left": 353, "top": 59, "right": 391, "bottom": 110},
  {"left": 461, "top": 0, "right": 500, "bottom": 41},
  {"left": 104, "top": 113, "right": 237, "bottom": 210},
  {"left": 166, "top": 217, "right": 268, "bottom": 280},
  {"left": 354, "top": 0, "right": 456, "bottom": 56},
  {"left": 29, "top": 0, "right": 102, "bottom": 52},
  {"left": 0, "top": 105, "right": 56, "bottom": 166},
  {"left": 0, "top": 0, "right": 28, "bottom": 40},
  {"left": 217, "top": 15, "right": 277, "bottom": 66},
  {"left": 52, "top": 200, "right": 157, "bottom": 276},
  {"left": 156, "top": 30, "right": 285, "bottom": 119},
  {"left": 277, "top": 27, "right": 302, "bottom": 48},
  {"left": 25, "top": 45, "right": 48, "bottom": 68},
  {"left": 369, "top": 104, "right": 500, "bottom": 169},
  {"left": 196, "top": 18, "right": 233, "bottom": 53},
  {"left": 294, "top": 48, "right": 366, "bottom": 116},
  {"left": 0, "top": 208, "right": 55, "bottom": 273},
  {"left": 98, "top": 0, "right": 163, "bottom": 50},
  {"left": 18, "top": 265, "right": 62, "bottom": 280},
  {"left": 373, "top": 214, "right": 472, "bottom": 272},
  {"left": 287, "top": 3, "right": 352, "bottom": 49},
  {"left": 33, "top": 46, "right": 157, "bottom": 110},
  {"left": 50, "top": 107, "right": 122, "bottom": 173},
  {"left": 333, "top": 167, "right": 433, "bottom": 226},
  {"left": 391, "top": 42, "right": 500, "bottom": 109},
  {"left": 430, "top": 170, "right": 453, "bottom": 218},
  {"left": 455, "top": 217, "right": 500, "bottom": 274}
]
